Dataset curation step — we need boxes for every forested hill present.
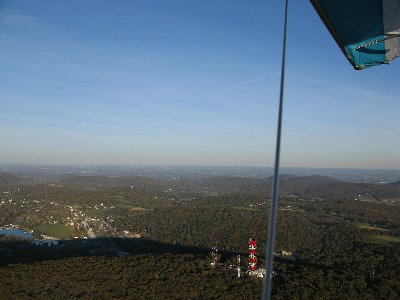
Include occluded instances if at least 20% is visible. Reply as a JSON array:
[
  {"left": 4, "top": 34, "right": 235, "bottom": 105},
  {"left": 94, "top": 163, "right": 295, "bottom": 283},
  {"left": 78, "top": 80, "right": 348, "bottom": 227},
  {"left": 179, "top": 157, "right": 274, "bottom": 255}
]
[
  {"left": 1, "top": 170, "right": 400, "bottom": 298},
  {"left": 176, "top": 174, "right": 400, "bottom": 201},
  {"left": 1, "top": 170, "right": 400, "bottom": 202},
  {"left": 60, "top": 175, "right": 165, "bottom": 192},
  {"left": 278, "top": 175, "right": 400, "bottom": 201}
]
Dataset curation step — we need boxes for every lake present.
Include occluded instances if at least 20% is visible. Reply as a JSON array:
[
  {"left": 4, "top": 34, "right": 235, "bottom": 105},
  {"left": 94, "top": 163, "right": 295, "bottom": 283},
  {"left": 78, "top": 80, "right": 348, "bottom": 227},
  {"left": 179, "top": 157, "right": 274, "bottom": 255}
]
[{"left": 0, "top": 228, "right": 35, "bottom": 239}]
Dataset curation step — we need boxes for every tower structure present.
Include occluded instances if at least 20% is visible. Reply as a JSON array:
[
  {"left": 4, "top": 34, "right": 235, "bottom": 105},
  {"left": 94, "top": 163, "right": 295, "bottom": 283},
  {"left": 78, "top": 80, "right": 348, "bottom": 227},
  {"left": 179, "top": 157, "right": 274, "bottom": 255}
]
[
  {"left": 210, "top": 246, "right": 218, "bottom": 267},
  {"left": 237, "top": 255, "right": 241, "bottom": 278},
  {"left": 248, "top": 238, "right": 257, "bottom": 272}
]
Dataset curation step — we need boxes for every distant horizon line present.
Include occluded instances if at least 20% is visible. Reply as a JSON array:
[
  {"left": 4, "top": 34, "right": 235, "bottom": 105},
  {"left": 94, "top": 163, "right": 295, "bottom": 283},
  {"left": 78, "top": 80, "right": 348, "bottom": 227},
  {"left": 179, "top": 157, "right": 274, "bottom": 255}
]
[{"left": 0, "top": 162, "right": 399, "bottom": 171}]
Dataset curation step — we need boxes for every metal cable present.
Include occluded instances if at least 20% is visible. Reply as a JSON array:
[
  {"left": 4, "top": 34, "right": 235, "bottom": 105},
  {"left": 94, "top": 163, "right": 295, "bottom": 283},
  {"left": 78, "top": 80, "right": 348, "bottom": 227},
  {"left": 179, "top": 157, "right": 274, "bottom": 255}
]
[{"left": 262, "top": 0, "right": 288, "bottom": 299}]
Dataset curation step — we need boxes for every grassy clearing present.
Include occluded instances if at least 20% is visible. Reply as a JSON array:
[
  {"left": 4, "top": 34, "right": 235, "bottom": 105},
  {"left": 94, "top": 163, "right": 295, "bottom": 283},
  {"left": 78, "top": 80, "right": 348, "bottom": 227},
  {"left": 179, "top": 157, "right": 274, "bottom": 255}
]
[
  {"left": 116, "top": 203, "right": 147, "bottom": 210},
  {"left": 129, "top": 206, "right": 148, "bottom": 212},
  {"left": 358, "top": 223, "right": 388, "bottom": 231},
  {"left": 232, "top": 206, "right": 260, "bottom": 212},
  {"left": 37, "top": 224, "right": 76, "bottom": 239},
  {"left": 370, "top": 234, "right": 400, "bottom": 245},
  {"left": 81, "top": 207, "right": 109, "bottom": 218},
  {"left": 279, "top": 207, "right": 305, "bottom": 213}
]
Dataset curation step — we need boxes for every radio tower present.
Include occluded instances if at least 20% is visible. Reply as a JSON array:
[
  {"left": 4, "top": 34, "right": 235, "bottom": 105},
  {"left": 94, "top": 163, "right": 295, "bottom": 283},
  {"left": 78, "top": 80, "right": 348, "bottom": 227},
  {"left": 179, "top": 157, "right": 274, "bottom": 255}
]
[
  {"left": 237, "top": 255, "right": 241, "bottom": 278},
  {"left": 211, "top": 245, "right": 218, "bottom": 267},
  {"left": 248, "top": 238, "right": 257, "bottom": 272}
]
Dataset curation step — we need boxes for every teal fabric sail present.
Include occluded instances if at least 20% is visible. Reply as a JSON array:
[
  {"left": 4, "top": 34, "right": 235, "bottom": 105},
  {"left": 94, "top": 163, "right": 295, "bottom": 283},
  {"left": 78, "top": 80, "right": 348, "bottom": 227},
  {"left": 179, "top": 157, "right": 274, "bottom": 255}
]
[{"left": 310, "top": 0, "right": 400, "bottom": 70}]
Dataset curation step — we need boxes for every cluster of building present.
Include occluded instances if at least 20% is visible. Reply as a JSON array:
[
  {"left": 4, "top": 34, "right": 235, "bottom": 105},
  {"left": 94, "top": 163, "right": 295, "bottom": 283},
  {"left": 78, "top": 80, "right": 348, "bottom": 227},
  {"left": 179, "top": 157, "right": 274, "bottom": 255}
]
[
  {"left": 32, "top": 240, "right": 59, "bottom": 247},
  {"left": 249, "top": 201, "right": 267, "bottom": 208}
]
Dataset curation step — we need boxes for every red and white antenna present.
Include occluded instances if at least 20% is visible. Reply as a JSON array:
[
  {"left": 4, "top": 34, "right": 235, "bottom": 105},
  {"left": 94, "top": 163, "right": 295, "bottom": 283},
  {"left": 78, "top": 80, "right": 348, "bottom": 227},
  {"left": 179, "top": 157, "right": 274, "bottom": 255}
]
[{"left": 248, "top": 238, "right": 257, "bottom": 272}]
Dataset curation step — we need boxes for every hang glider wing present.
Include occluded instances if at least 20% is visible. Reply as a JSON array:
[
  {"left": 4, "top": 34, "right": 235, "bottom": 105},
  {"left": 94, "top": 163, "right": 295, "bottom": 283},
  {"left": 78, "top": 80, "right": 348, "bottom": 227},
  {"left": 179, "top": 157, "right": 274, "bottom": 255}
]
[{"left": 310, "top": 0, "right": 400, "bottom": 69}]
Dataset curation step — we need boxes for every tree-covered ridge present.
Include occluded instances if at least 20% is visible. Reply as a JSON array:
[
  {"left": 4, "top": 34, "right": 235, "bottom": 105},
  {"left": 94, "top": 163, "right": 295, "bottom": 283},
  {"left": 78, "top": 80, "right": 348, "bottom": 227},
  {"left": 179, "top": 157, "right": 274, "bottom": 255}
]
[
  {"left": 0, "top": 238, "right": 399, "bottom": 299},
  {"left": 0, "top": 172, "right": 399, "bottom": 299},
  {"left": 0, "top": 254, "right": 262, "bottom": 299}
]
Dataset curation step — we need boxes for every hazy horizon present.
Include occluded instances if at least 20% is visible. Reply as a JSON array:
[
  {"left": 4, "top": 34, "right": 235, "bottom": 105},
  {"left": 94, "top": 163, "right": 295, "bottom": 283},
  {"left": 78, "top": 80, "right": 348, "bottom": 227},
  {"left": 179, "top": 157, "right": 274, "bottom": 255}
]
[{"left": 1, "top": 162, "right": 400, "bottom": 171}]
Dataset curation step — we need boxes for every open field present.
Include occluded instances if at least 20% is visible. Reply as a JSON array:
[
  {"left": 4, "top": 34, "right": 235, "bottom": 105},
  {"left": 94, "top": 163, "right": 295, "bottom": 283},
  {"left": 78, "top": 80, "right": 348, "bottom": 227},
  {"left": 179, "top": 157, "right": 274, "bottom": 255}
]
[
  {"left": 37, "top": 224, "right": 76, "bottom": 239},
  {"left": 358, "top": 223, "right": 389, "bottom": 231},
  {"left": 370, "top": 234, "right": 400, "bottom": 245}
]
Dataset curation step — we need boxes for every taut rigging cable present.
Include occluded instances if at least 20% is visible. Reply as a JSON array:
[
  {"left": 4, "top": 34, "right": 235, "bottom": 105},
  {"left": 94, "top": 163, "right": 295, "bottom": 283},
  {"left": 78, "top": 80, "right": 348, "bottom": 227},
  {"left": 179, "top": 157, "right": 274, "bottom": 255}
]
[{"left": 262, "top": 0, "right": 288, "bottom": 299}]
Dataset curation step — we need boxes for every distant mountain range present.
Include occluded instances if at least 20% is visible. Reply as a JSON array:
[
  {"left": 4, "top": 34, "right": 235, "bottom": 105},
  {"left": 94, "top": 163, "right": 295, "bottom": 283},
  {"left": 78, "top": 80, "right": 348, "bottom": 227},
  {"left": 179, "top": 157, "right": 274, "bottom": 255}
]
[
  {"left": 1, "top": 164, "right": 400, "bottom": 183},
  {"left": 1, "top": 170, "right": 399, "bottom": 203}
]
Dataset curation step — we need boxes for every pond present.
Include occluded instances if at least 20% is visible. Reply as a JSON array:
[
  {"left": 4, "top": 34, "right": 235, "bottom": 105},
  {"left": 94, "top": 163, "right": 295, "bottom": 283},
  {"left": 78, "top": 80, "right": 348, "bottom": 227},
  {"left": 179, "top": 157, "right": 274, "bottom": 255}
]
[{"left": 0, "top": 228, "right": 35, "bottom": 239}]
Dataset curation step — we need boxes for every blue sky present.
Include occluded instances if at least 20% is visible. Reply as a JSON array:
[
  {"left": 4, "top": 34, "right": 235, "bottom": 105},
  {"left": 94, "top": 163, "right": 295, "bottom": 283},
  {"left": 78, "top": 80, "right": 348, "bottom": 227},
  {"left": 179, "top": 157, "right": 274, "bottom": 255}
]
[{"left": 0, "top": 0, "right": 399, "bottom": 168}]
